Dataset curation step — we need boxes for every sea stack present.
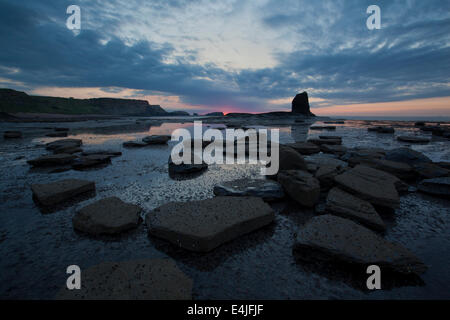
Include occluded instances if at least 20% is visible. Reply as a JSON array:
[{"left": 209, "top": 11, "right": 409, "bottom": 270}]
[{"left": 292, "top": 91, "right": 315, "bottom": 116}]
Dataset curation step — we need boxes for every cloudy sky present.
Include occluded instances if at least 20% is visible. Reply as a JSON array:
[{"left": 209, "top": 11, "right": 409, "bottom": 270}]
[{"left": 0, "top": 0, "right": 449, "bottom": 116}]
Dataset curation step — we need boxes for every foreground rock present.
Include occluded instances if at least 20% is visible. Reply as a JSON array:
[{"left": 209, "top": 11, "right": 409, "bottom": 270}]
[
  {"left": 45, "top": 139, "right": 82, "bottom": 152},
  {"left": 278, "top": 146, "right": 308, "bottom": 171},
  {"left": 368, "top": 126, "right": 395, "bottom": 133},
  {"left": 334, "top": 165, "right": 400, "bottom": 208},
  {"left": 341, "top": 147, "right": 386, "bottom": 166},
  {"left": 4, "top": 131, "right": 22, "bottom": 139},
  {"left": 307, "top": 138, "right": 341, "bottom": 146},
  {"left": 147, "top": 197, "right": 274, "bottom": 252},
  {"left": 277, "top": 170, "right": 320, "bottom": 207},
  {"left": 357, "top": 158, "right": 415, "bottom": 180},
  {"left": 285, "top": 142, "right": 320, "bottom": 155},
  {"left": 27, "top": 153, "right": 76, "bottom": 167},
  {"left": 397, "top": 136, "right": 430, "bottom": 143},
  {"left": 72, "top": 154, "right": 112, "bottom": 170},
  {"left": 213, "top": 179, "right": 284, "bottom": 201},
  {"left": 31, "top": 179, "right": 95, "bottom": 206},
  {"left": 56, "top": 259, "right": 192, "bottom": 299},
  {"left": 294, "top": 215, "right": 427, "bottom": 275},
  {"left": 321, "top": 144, "right": 347, "bottom": 156},
  {"left": 73, "top": 197, "right": 142, "bottom": 235},
  {"left": 384, "top": 147, "right": 431, "bottom": 166},
  {"left": 413, "top": 162, "right": 450, "bottom": 179},
  {"left": 142, "top": 135, "right": 171, "bottom": 144},
  {"left": 418, "top": 177, "right": 450, "bottom": 197},
  {"left": 326, "top": 187, "right": 386, "bottom": 231},
  {"left": 168, "top": 154, "right": 208, "bottom": 174}
]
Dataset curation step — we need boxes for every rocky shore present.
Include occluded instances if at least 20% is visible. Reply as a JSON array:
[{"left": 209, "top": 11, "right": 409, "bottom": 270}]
[{"left": 1, "top": 115, "right": 450, "bottom": 299}]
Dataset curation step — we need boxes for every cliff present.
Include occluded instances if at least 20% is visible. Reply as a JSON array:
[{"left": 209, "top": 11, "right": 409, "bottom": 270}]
[{"left": 0, "top": 88, "right": 171, "bottom": 116}]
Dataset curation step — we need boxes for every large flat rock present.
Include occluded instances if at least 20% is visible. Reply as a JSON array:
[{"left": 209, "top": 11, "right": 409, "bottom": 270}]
[
  {"left": 277, "top": 170, "right": 320, "bottom": 207},
  {"left": 142, "top": 135, "right": 171, "bottom": 144},
  {"left": 384, "top": 147, "right": 431, "bottom": 166},
  {"left": 418, "top": 177, "right": 450, "bottom": 197},
  {"left": 146, "top": 196, "right": 274, "bottom": 252},
  {"left": 31, "top": 179, "right": 95, "bottom": 206},
  {"left": 73, "top": 197, "right": 142, "bottom": 235},
  {"left": 278, "top": 146, "right": 308, "bottom": 171},
  {"left": 56, "top": 259, "right": 192, "bottom": 299},
  {"left": 285, "top": 142, "right": 320, "bottom": 155},
  {"left": 46, "top": 139, "right": 82, "bottom": 153},
  {"left": 294, "top": 215, "right": 426, "bottom": 275},
  {"left": 334, "top": 165, "right": 400, "bottom": 208},
  {"left": 27, "top": 153, "right": 76, "bottom": 167},
  {"left": 326, "top": 187, "right": 386, "bottom": 231},
  {"left": 213, "top": 178, "right": 284, "bottom": 201}
]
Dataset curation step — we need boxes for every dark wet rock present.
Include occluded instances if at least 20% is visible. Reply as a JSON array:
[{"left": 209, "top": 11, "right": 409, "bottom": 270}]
[
  {"left": 356, "top": 158, "right": 415, "bottom": 180},
  {"left": 292, "top": 91, "right": 314, "bottom": 116},
  {"left": 334, "top": 165, "right": 400, "bottom": 209},
  {"left": 341, "top": 147, "right": 386, "bottom": 166},
  {"left": 325, "top": 187, "right": 386, "bottom": 232},
  {"left": 418, "top": 177, "right": 450, "bottom": 197},
  {"left": 31, "top": 179, "right": 95, "bottom": 206},
  {"left": 320, "top": 144, "right": 347, "bottom": 156},
  {"left": 397, "top": 136, "right": 430, "bottom": 143},
  {"left": 307, "top": 138, "right": 341, "bottom": 146},
  {"left": 213, "top": 179, "right": 285, "bottom": 201},
  {"left": 168, "top": 153, "right": 208, "bottom": 175},
  {"left": 319, "top": 135, "right": 342, "bottom": 141},
  {"left": 123, "top": 141, "right": 149, "bottom": 148},
  {"left": 324, "top": 121, "right": 345, "bottom": 124},
  {"left": 46, "top": 132, "right": 68, "bottom": 138},
  {"left": 310, "top": 126, "right": 336, "bottom": 131},
  {"left": 384, "top": 147, "right": 431, "bottom": 166},
  {"left": 54, "top": 127, "right": 69, "bottom": 132},
  {"left": 293, "top": 215, "right": 427, "bottom": 276},
  {"left": 278, "top": 146, "right": 308, "bottom": 171},
  {"left": 305, "top": 154, "right": 348, "bottom": 169},
  {"left": 315, "top": 164, "right": 345, "bottom": 190},
  {"left": 368, "top": 126, "right": 395, "bottom": 133},
  {"left": 4, "top": 131, "right": 22, "bottom": 139},
  {"left": 72, "top": 154, "right": 112, "bottom": 170},
  {"left": 413, "top": 163, "right": 450, "bottom": 179},
  {"left": 277, "top": 170, "right": 320, "bottom": 207},
  {"left": 142, "top": 135, "right": 171, "bottom": 144},
  {"left": 414, "top": 121, "right": 426, "bottom": 127},
  {"left": 27, "top": 153, "right": 76, "bottom": 167},
  {"left": 73, "top": 197, "right": 142, "bottom": 235},
  {"left": 436, "top": 161, "right": 450, "bottom": 170},
  {"left": 45, "top": 139, "right": 82, "bottom": 152},
  {"left": 53, "top": 146, "right": 82, "bottom": 154},
  {"left": 146, "top": 196, "right": 274, "bottom": 252},
  {"left": 285, "top": 142, "right": 320, "bottom": 155},
  {"left": 56, "top": 259, "right": 192, "bottom": 299},
  {"left": 81, "top": 150, "right": 122, "bottom": 157}
]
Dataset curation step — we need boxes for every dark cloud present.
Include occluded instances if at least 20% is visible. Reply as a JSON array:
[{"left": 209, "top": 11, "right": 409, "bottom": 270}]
[{"left": 0, "top": 0, "right": 448, "bottom": 113}]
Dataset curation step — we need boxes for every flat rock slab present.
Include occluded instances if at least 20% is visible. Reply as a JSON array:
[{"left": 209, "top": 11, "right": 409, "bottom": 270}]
[
  {"left": 418, "top": 177, "right": 450, "bottom": 197},
  {"left": 285, "top": 142, "right": 320, "bottom": 155},
  {"left": 334, "top": 165, "right": 400, "bottom": 208},
  {"left": 326, "top": 187, "right": 386, "bottom": 231},
  {"left": 27, "top": 153, "right": 76, "bottom": 167},
  {"left": 123, "top": 141, "right": 148, "bottom": 148},
  {"left": 397, "top": 136, "right": 430, "bottom": 143},
  {"left": 384, "top": 147, "right": 431, "bottom": 166},
  {"left": 73, "top": 197, "right": 142, "bottom": 235},
  {"left": 294, "top": 215, "right": 427, "bottom": 275},
  {"left": 56, "top": 259, "right": 192, "bottom": 300},
  {"left": 357, "top": 158, "right": 414, "bottom": 180},
  {"left": 142, "top": 135, "right": 171, "bottom": 144},
  {"left": 368, "top": 126, "right": 395, "bottom": 133},
  {"left": 81, "top": 150, "right": 122, "bottom": 157},
  {"left": 413, "top": 163, "right": 450, "bottom": 179},
  {"left": 278, "top": 146, "right": 308, "bottom": 171},
  {"left": 168, "top": 154, "right": 208, "bottom": 174},
  {"left": 4, "top": 131, "right": 22, "bottom": 138},
  {"left": 277, "top": 170, "right": 320, "bottom": 207},
  {"left": 46, "top": 132, "right": 68, "bottom": 138},
  {"left": 213, "top": 179, "right": 285, "bottom": 201},
  {"left": 31, "top": 179, "right": 95, "bottom": 206},
  {"left": 72, "top": 154, "right": 112, "bottom": 170},
  {"left": 46, "top": 139, "right": 82, "bottom": 152},
  {"left": 310, "top": 126, "right": 336, "bottom": 130},
  {"left": 307, "top": 138, "right": 341, "bottom": 146},
  {"left": 321, "top": 144, "right": 347, "bottom": 156},
  {"left": 146, "top": 196, "right": 274, "bottom": 252}
]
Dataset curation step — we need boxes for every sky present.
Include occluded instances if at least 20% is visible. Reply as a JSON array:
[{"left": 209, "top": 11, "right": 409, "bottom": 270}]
[{"left": 0, "top": 0, "right": 449, "bottom": 116}]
